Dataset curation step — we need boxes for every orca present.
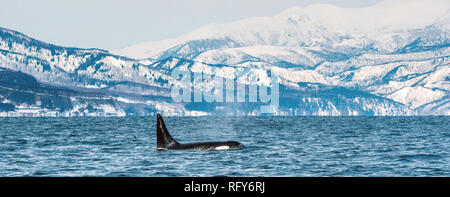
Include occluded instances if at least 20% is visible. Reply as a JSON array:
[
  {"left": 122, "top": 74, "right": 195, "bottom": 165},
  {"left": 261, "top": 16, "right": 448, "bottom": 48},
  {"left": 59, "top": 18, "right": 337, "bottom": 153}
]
[{"left": 156, "top": 113, "right": 244, "bottom": 150}]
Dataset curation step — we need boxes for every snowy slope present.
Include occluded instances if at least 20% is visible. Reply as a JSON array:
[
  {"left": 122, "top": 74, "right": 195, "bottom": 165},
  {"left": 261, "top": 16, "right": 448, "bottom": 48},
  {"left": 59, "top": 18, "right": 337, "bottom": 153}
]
[
  {"left": 115, "top": 0, "right": 449, "bottom": 59},
  {"left": 0, "top": 27, "right": 187, "bottom": 116},
  {"left": 115, "top": 0, "right": 449, "bottom": 115},
  {"left": 0, "top": 68, "right": 125, "bottom": 117},
  {"left": 1, "top": 0, "right": 448, "bottom": 115},
  {"left": 0, "top": 27, "right": 414, "bottom": 116},
  {"left": 0, "top": 27, "right": 173, "bottom": 91}
]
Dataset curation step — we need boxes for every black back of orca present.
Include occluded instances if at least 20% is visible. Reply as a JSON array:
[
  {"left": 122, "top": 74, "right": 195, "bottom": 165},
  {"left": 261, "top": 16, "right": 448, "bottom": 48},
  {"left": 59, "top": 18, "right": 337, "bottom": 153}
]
[{"left": 156, "top": 113, "right": 244, "bottom": 150}]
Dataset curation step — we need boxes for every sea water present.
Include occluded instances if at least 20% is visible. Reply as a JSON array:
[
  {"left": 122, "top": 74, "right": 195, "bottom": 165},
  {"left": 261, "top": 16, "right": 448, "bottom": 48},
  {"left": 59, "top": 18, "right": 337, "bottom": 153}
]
[{"left": 0, "top": 116, "right": 448, "bottom": 176}]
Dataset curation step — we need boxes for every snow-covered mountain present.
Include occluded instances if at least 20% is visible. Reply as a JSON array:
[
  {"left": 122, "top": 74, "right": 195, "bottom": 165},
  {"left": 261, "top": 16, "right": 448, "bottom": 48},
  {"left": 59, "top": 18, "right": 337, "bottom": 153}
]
[
  {"left": 0, "top": 27, "right": 184, "bottom": 116},
  {"left": 0, "top": 68, "right": 125, "bottom": 117},
  {"left": 116, "top": 0, "right": 449, "bottom": 59},
  {"left": 114, "top": 0, "right": 449, "bottom": 115},
  {"left": 1, "top": 0, "right": 448, "bottom": 116}
]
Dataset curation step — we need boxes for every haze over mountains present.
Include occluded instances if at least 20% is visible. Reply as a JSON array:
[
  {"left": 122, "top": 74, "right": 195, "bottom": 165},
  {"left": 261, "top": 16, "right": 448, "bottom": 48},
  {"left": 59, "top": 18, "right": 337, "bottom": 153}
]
[{"left": 0, "top": 0, "right": 448, "bottom": 116}]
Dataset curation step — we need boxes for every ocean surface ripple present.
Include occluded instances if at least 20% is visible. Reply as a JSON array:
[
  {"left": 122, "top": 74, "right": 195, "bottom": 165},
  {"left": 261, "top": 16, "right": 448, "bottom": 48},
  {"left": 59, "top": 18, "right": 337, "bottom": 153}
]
[{"left": 0, "top": 116, "right": 448, "bottom": 177}]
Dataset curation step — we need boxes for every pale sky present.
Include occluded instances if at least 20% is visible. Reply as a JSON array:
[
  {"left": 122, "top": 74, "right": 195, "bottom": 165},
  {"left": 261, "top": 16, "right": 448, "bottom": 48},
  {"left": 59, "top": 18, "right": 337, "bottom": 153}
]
[{"left": 0, "top": 0, "right": 381, "bottom": 50}]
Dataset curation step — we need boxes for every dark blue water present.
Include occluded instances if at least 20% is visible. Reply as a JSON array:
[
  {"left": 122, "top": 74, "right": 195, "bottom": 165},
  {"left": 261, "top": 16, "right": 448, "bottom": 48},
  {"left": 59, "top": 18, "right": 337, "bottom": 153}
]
[{"left": 0, "top": 116, "right": 448, "bottom": 177}]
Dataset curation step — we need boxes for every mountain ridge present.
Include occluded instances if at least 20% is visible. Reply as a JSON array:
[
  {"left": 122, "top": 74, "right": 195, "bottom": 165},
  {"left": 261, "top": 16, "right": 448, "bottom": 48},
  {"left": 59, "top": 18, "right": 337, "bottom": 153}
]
[
  {"left": 114, "top": 0, "right": 450, "bottom": 59},
  {"left": 112, "top": 0, "right": 449, "bottom": 115},
  {"left": 0, "top": 0, "right": 448, "bottom": 116}
]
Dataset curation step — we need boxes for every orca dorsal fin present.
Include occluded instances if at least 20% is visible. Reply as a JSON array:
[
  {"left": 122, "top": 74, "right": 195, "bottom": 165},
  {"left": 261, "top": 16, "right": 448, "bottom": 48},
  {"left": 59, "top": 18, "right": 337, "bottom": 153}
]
[{"left": 156, "top": 113, "right": 179, "bottom": 149}]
